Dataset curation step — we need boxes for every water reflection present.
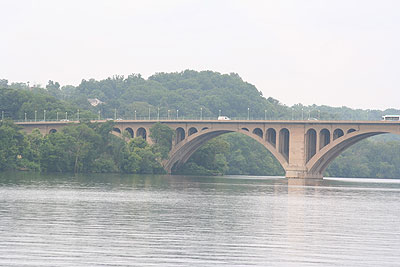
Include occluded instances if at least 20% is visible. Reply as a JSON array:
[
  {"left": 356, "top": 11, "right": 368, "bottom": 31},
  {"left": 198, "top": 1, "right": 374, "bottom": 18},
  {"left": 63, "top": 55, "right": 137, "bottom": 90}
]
[{"left": 0, "top": 172, "right": 399, "bottom": 266}]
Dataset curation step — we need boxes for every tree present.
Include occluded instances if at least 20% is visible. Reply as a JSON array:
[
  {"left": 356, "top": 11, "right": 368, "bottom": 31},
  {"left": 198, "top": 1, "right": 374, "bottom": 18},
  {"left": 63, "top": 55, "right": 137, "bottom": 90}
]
[{"left": 149, "top": 122, "right": 174, "bottom": 159}]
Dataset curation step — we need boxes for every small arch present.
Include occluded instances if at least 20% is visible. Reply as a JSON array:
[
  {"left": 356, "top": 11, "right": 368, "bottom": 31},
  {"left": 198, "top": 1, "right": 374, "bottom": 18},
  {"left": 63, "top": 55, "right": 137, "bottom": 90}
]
[
  {"left": 176, "top": 127, "right": 185, "bottom": 144},
  {"left": 201, "top": 127, "right": 209, "bottom": 131},
  {"left": 137, "top": 127, "right": 147, "bottom": 140},
  {"left": 279, "top": 128, "right": 290, "bottom": 161},
  {"left": 333, "top": 129, "right": 344, "bottom": 140},
  {"left": 241, "top": 128, "right": 249, "bottom": 132},
  {"left": 49, "top": 129, "right": 57, "bottom": 134},
  {"left": 125, "top": 127, "right": 134, "bottom": 138},
  {"left": 266, "top": 128, "right": 276, "bottom": 147},
  {"left": 306, "top": 129, "right": 317, "bottom": 162},
  {"left": 113, "top": 127, "right": 121, "bottom": 134},
  {"left": 252, "top": 128, "right": 263, "bottom": 138},
  {"left": 319, "top": 129, "right": 330, "bottom": 150},
  {"left": 347, "top": 128, "right": 356, "bottom": 134},
  {"left": 188, "top": 127, "right": 198, "bottom": 136}
]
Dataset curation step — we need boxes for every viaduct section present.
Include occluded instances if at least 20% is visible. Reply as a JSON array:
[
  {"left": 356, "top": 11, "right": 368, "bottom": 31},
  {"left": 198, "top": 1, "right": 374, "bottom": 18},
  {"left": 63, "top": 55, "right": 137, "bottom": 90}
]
[{"left": 17, "top": 120, "right": 400, "bottom": 179}]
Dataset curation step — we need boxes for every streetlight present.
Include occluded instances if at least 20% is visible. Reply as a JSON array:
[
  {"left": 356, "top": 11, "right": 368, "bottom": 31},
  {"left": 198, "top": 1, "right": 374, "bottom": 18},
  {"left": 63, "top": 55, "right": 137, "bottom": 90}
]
[
  {"left": 25, "top": 112, "right": 27, "bottom": 122},
  {"left": 98, "top": 110, "right": 100, "bottom": 120},
  {"left": 219, "top": 109, "right": 221, "bottom": 117},
  {"left": 265, "top": 109, "right": 267, "bottom": 120},
  {"left": 134, "top": 110, "right": 137, "bottom": 120},
  {"left": 318, "top": 110, "right": 320, "bottom": 120},
  {"left": 148, "top": 107, "right": 151, "bottom": 120},
  {"left": 1, "top": 111, "right": 4, "bottom": 121},
  {"left": 35, "top": 110, "right": 37, "bottom": 122},
  {"left": 247, "top": 107, "right": 250, "bottom": 120},
  {"left": 301, "top": 108, "right": 304, "bottom": 120},
  {"left": 200, "top": 107, "right": 203, "bottom": 120},
  {"left": 44, "top": 110, "right": 46, "bottom": 121},
  {"left": 292, "top": 108, "right": 294, "bottom": 120},
  {"left": 57, "top": 112, "right": 59, "bottom": 121},
  {"left": 167, "top": 110, "right": 170, "bottom": 120},
  {"left": 77, "top": 109, "right": 79, "bottom": 121},
  {"left": 114, "top": 108, "right": 117, "bottom": 120},
  {"left": 177, "top": 109, "right": 179, "bottom": 119},
  {"left": 65, "top": 112, "right": 68, "bottom": 120},
  {"left": 157, "top": 107, "right": 160, "bottom": 120}
]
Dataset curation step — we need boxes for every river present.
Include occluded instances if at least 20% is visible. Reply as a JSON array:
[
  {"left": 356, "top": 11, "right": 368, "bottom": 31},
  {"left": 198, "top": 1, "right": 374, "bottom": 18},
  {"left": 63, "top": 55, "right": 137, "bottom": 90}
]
[{"left": 0, "top": 172, "right": 399, "bottom": 266}]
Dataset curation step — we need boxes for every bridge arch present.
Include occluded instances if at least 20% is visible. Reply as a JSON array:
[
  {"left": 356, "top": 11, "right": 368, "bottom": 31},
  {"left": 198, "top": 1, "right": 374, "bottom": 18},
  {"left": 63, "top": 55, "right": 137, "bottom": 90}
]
[
  {"left": 319, "top": 129, "right": 330, "bottom": 150},
  {"left": 164, "top": 128, "right": 289, "bottom": 174},
  {"left": 137, "top": 127, "right": 147, "bottom": 140},
  {"left": 266, "top": 128, "right": 276, "bottom": 147},
  {"left": 49, "top": 129, "right": 57, "bottom": 134},
  {"left": 176, "top": 127, "right": 185, "bottom": 143},
  {"left": 113, "top": 127, "right": 121, "bottom": 134},
  {"left": 306, "top": 129, "right": 317, "bottom": 162},
  {"left": 125, "top": 127, "right": 134, "bottom": 138},
  {"left": 253, "top": 128, "right": 263, "bottom": 138},
  {"left": 279, "top": 128, "right": 290, "bottom": 161},
  {"left": 306, "top": 129, "right": 397, "bottom": 178},
  {"left": 188, "top": 127, "right": 198, "bottom": 136},
  {"left": 333, "top": 128, "right": 344, "bottom": 140}
]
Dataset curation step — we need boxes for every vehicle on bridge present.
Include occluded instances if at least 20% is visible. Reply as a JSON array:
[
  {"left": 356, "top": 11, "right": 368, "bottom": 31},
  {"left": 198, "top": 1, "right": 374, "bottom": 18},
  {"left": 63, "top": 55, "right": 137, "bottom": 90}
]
[
  {"left": 217, "top": 116, "right": 230, "bottom": 120},
  {"left": 382, "top": 115, "right": 400, "bottom": 121}
]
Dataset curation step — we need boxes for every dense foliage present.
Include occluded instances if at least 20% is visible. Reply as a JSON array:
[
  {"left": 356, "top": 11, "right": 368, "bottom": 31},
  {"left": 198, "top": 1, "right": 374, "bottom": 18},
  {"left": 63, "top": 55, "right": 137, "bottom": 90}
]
[
  {"left": 1, "top": 71, "right": 400, "bottom": 178},
  {"left": 0, "top": 120, "right": 166, "bottom": 174}
]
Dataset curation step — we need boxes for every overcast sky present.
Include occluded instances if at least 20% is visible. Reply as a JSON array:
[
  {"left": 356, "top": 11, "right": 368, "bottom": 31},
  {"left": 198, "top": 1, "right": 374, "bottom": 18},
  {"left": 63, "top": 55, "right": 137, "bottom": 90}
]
[{"left": 1, "top": 0, "right": 399, "bottom": 110}]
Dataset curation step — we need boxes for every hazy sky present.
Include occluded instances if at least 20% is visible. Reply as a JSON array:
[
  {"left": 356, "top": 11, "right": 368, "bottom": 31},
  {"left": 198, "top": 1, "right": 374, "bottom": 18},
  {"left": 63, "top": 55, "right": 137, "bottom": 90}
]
[{"left": 1, "top": 0, "right": 399, "bottom": 110}]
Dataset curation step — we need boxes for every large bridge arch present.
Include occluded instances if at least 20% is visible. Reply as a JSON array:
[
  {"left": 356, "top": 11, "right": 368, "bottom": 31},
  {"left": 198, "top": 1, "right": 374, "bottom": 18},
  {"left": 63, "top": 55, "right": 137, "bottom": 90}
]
[
  {"left": 306, "top": 130, "right": 396, "bottom": 177},
  {"left": 164, "top": 128, "right": 289, "bottom": 174}
]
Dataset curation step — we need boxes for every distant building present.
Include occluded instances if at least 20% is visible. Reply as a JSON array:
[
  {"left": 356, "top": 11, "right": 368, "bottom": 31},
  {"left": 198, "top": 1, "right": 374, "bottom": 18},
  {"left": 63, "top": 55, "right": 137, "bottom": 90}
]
[{"left": 88, "top": 98, "right": 104, "bottom": 106}]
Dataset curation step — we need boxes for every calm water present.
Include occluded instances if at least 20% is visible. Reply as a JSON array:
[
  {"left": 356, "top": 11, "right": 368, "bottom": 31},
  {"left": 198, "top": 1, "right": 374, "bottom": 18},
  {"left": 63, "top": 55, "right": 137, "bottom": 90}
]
[{"left": 0, "top": 172, "right": 399, "bottom": 266}]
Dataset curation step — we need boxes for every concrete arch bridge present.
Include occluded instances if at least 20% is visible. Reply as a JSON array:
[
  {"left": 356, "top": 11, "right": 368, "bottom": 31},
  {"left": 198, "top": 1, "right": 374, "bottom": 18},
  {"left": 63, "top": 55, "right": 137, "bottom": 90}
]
[{"left": 17, "top": 120, "right": 400, "bottom": 179}]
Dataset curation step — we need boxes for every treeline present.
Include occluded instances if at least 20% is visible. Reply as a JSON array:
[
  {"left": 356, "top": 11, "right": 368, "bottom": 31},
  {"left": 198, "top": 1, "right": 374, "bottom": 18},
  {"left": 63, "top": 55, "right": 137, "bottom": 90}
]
[
  {"left": 0, "top": 120, "right": 172, "bottom": 174},
  {"left": 1, "top": 71, "right": 400, "bottom": 178}
]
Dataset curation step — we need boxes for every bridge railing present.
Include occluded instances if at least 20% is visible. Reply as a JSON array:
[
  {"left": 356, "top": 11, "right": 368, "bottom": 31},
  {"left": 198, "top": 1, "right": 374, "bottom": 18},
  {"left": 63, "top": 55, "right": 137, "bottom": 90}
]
[{"left": 10, "top": 116, "right": 386, "bottom": 123}]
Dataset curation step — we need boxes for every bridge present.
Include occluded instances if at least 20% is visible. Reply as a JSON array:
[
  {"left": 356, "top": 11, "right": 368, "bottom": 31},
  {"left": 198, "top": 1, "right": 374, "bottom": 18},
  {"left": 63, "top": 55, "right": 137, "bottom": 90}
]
[{"left": 16, "top": 119, "right": 400, "bottom": 179}]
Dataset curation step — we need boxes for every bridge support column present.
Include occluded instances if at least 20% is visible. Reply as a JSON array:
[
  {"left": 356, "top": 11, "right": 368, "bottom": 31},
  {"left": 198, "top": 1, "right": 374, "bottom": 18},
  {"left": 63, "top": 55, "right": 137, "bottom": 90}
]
[{"left": 284, "top": 125, "right": 323, "bottom": 179}]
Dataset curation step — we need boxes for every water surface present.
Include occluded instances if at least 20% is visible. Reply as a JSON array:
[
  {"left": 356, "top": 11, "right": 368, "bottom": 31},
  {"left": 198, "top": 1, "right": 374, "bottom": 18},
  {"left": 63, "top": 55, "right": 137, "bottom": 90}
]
[{"left": 0, "top": 172, "right": 399, "bottom": 266}]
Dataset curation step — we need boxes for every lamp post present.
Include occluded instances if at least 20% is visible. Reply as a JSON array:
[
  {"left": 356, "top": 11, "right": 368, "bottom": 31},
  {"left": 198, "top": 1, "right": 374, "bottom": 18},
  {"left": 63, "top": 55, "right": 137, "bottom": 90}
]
[
  {"left": 157, "top": 107, "right": 160, "bottom": 120},
  {"left": 1, "top": 111, "right": 4, "bottom": 121},
  {"left": 176, "top": 109, "right": 179, "bottom": 119},
  {"left": 57, "top": 112, "right": 59, "bottom": 121},
  {"left": 77, "top": 109, "right": 79, "bottom": 121},
  {"left": 318, "top": 110, "right": 320, "bottom": 120},
  {"left": 292, "top": 108, "right": 294, "bottom": 120},
  {"left": 219, "top": 109, "right": 221, "bottom": 117},
  {"left": 25, "top": 112, "right": 27, "bottom": 122},
  {"left": 200, "top": 107, "right": 203, "bottom": 120},
  {"left": 98, "top": 110, "right": 100, "bottom": 120},
  {"left": 167, "top": 110, "right": 170, "bottom": 120},
  {"left": 247, "top": 107, "right": 250, "bottom": 120},
  {"left": 35, "top": 110, "right": 37, "bottom": 122},
  {"left": 44, "top": 110, "right": 46, "bottom": 121},
  {"left": 65, "top": 112, "right": 68, "bottom": 120},
  {"left": 301, "top": 108, "right": 304, "bottom": 120},
  {"left": 265, "top": 109, "right": 267, "bottom": 120},
  {"left": 148, "top": 107, "right": 151, "bottom": 120},
  {"left": 134, "top": 110, "right": 137, "bottom": 120},
  {"left": 114, "top": 108, "right": 117, "bottom": 120}
]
